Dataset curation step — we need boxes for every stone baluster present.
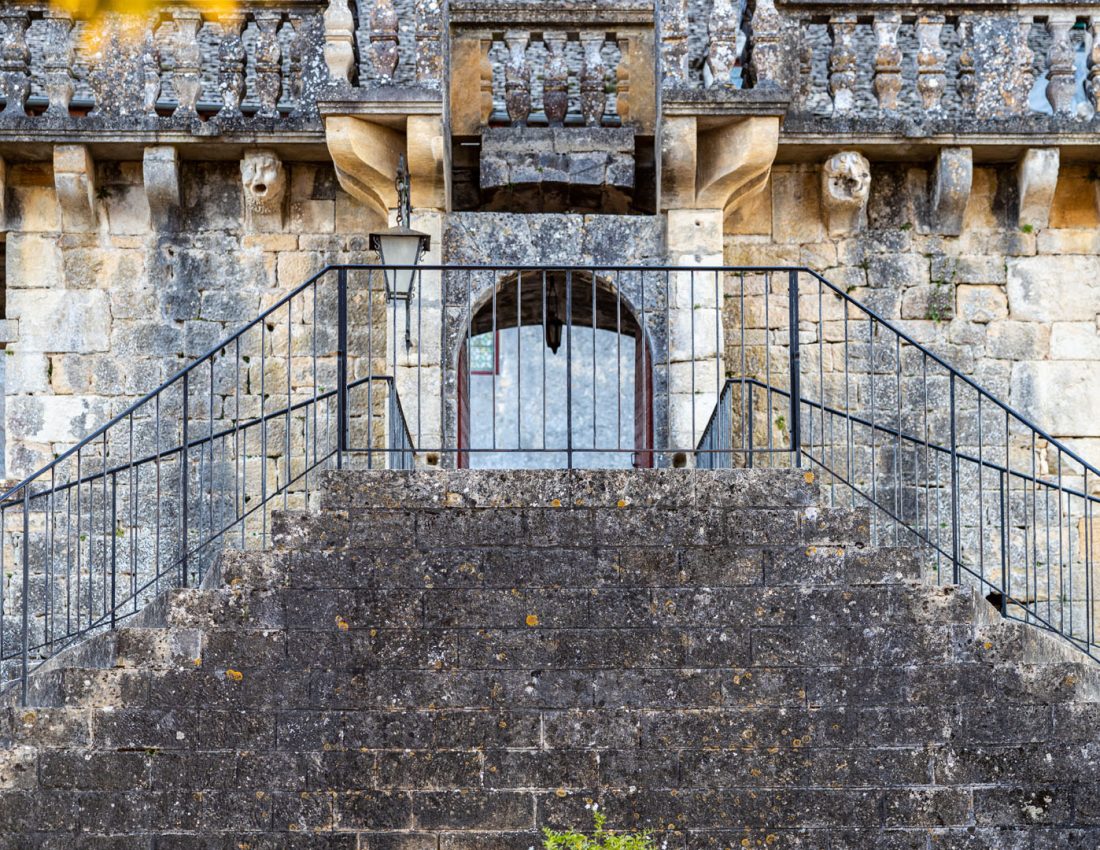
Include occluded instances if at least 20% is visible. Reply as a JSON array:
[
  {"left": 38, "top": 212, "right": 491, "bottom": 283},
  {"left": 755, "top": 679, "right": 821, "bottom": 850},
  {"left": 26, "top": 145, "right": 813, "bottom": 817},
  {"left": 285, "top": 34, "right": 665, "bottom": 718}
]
[
  {"left": 916, "top": 15, "right": 946, "bottom": 112},
  {"left": 542, "top": 31, "right": 569, "bottom": 127},
  {"left": 369, "top": 0, "right": 400, "bottom": 82},
  {"left": 287, "top": 14, "right": 305, "bottom": 109},
  {"left": 218, "top": 12, "right": 247, "bottom": 117},
  {"left": 324, "top": 0, "right": 356, "bottom": 85},
  {"left": 503, "top": 30, "right": 531, "bottom": 127},
  {"left": 140, "top": 16, "right": 162, "bottom": 115},
  {"left": 662, "top": 0, "right": 690, "bottom": 85},
  {"left": 956, "top": 16, "right": 975, "bottom": 114},
  {"left": 172, "top": 8, "right": 203, "bottom": 118},
  {"left": 797, "top": 35, "right": 813, "bottom": 109},
  {"left": 1045, "top": 14, "right": 1077, "bottom": 116},
  {"left": 255, "top": 11, "right": 284, "bottom": 117},
  {"left": 0, "top": 9, "right": 31, "bottom": 118},
  {"left": 1018, "top": 17, "right": 1036, "bottom": 111},
  {"left": 42, "top": 9, "right": 75, "bottom": 118},
  {"left": 706, "top": 0, "right": 742, "bottom": 88},
  {"left": 1089, "top": 17, "right": 1100, "bottom": 114},
  {"left": 415, "top": 0, "right": 443, "bottom": 86},
  {"left": 828, "top": 15, "right": 857, "bottom": 115},
  {"left": 580, "top": 32, "right": 608, "bottom": 126},
  {"left": 748, "top": 0, "right": 785, "bottom": 91},
  {"left": 872, "top": 12, "right": 902, "bottom": 111}
]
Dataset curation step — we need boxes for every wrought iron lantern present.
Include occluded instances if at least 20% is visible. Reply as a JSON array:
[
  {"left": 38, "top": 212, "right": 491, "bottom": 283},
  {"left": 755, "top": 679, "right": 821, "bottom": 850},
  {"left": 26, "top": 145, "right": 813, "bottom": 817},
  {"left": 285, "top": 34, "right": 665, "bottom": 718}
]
[{"left": 369, "top": 155, "right": 430, "bottom": 347}]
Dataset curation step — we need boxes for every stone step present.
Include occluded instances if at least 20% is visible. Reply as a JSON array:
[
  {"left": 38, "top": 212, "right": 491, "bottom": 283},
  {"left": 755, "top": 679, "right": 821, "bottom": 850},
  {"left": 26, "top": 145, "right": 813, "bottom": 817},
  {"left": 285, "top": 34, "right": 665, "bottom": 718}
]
[
  {"left": 319, "top": 468, "right": 821, "bottom": 512},
  {"left": 271, "top": 504, "right": 872, "bottom": 552},
  {"left": 32, "top": 627, "right": 203, "bottom": 676},
  {"left": 129, "top": 587, "right": 284, "bottom": 631}
]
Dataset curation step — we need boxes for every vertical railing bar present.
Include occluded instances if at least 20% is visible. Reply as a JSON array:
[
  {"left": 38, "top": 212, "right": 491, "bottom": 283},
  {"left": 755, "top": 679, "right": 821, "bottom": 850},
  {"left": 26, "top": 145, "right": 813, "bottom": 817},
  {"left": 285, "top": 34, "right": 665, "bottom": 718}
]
[
  {"left": 869, "top": 317, "right": 877, "bottom": 542},
  {"left": 1058, "top": 450, "right": 1065, "bottom": 634},
  {"left": 129, "top": 413, "right": 136, "bottom": 610},
  {"left": 110, "top": 473, "right": 117, "bottom": 630},
  {"left": 616, "top": 271, "right": 622, "bottom": 452},
  {"left": 740, "top": 272, "right": 746, "bottom": 462},
  {"left": 843, "top": 300, "right": 853, "bottom": 510},
  {"left": 999, "top": 469, "right": 1008, "bottom": 618},
  {"left": 417, "top": 267, "right": 423, "bottom": 451},
  {"left": 764, "top": 271, "right": 772, "bottom": 468},
  {"left": 949, "top": 373, "right": 960, "bottom": 585},
  {"left": 542, "top": 270, "right": 548, "bottom": 452},
  {"left": 20, "top": 485, "right": 30, "bottom": 707},
  {"left": 517, "top": 271, "right": 522, "bottom": 453},
  {"left": 566, "top": 269, "right": 574, "bottom": 470},
  {"left": 491, "top": 274, "right": 497, "bottom": 452},
  {"left": 690, "top": 269, "right": 696, "bottom": 454},
  {"left": 101, "top": 428, "right": 108, "bottom": 620},
  {"left": 286, "top": 298, "right": 293, "bottom": 509},
  {"left": 715, "top": 270, "right": 721, "bottom": 465},
  {"left": 978, "top": 393, "right": 985, "bottom": 586},
  {"left": 181, "top": 372, "right": 190, "bottom": 587},
  {"left": 337, "top": 268, "right": 348, "bottom": 469},
  {"left": 665, "top": 270, "right": 672, "bottom": 461},
  {"left": 592, "top": 267, "right": 598, "bottom": 454},
  {"left": 787, "top": 269, "right": 801, "bottom": 469},
  {"left": 894, "top": 335, "right": 901, "bottom": 546}
]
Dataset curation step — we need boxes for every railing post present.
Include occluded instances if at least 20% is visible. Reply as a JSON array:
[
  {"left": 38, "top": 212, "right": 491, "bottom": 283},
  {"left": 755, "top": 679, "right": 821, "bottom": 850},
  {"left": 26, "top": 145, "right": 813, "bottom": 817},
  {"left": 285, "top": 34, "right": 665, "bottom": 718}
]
[
  {"left": 181, "top": 372, "right": 189, "bottom": 588},
  {"left": 337, "top": 268, "right": 349, "bottom": 469},
  {"left": 20, "top": 486, "right": 30, "bottom": 708},
  {"left": 747, "top": 382, "right": 755, "bottom": 469},
  {"left": 110, "top": 474, "right": 117, "bottom": 630},
  {"left": 949, "top": 374, "right": 961, "bottom": 585},
  {"left": 1000, "top": 469, "right": 1008, "bottom": 618},
  {"left": 788, "top": 270, "right": 802, "bottom": 468}
]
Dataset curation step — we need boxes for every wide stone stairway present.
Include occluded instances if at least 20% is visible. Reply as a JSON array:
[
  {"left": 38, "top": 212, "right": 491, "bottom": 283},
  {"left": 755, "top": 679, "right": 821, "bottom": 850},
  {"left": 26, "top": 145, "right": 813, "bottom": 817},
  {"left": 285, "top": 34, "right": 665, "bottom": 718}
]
[{"left": 0, "top": 469, "right": 1097, "bottom": 848}]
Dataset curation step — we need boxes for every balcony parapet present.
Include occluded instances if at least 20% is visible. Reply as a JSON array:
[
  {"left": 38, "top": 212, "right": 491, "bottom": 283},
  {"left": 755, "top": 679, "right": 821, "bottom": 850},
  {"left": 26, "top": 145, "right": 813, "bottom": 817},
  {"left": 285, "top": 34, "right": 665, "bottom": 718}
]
[
  {"left": 0, "top": 0, "right": 334, "bottom": 151},
  {"left": 669, "top": 0, "right": 1100, "bottom": 143}
]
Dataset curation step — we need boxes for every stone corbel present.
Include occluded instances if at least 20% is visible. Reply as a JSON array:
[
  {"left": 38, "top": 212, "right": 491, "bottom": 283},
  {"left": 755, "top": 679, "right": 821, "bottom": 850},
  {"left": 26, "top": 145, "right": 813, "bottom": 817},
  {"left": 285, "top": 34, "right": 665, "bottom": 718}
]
[
  {"left": 695, "top": 116, "right": 780, "bottom": 222},
  {"left": 143, "top": 146, "right": 180, "bottom": 229},
  {"left": 930, "top": 147, "right": 972, "bottom": 236},
  {"left": 325, "top": 116, "right": 404, "bottom": 221},
  {"left": 54, "top": 145, "right": 97, "bottom": 232},
  {"left": 407, "top": 115, "right": 448, "bottom": 211},
  {"left": 1017, "top": 147, "right": 1059, "bottom": 230}
]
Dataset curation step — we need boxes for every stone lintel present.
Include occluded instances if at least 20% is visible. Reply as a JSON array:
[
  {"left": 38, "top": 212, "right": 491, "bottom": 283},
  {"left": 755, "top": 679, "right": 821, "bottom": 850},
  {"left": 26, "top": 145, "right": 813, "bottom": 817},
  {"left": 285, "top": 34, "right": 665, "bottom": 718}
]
[
  {"left": 1016, "top": 147, "right": 1059, "bottom": 230},
  {"left": 662, "top": 86, "right": 790, "bottom": 131},
  {"left": 53, "top": 144, "right": 97, "bottom": 232},
  {"left": 930, "top": 146, "right": 973, "bottom": 236}
]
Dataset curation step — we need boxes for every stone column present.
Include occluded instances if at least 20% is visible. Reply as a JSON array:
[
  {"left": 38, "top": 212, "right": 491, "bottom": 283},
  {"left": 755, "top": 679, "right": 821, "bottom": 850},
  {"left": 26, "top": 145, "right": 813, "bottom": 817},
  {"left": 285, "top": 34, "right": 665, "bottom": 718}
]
[{"left": 666, "top": 210, "right": 725, "bottom": 463}]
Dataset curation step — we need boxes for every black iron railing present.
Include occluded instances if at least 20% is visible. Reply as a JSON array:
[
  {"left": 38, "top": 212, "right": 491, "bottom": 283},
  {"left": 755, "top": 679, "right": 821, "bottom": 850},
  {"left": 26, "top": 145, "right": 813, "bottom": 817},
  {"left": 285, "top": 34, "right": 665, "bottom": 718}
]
[{"left": 2, "top": 263, "right": 1097, "bottom": 704}]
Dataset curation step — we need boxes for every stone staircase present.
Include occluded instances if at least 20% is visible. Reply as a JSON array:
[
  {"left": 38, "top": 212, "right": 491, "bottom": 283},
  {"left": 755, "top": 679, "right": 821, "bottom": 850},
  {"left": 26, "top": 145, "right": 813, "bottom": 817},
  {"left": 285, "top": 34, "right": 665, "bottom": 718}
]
[{"left": 0, "top": 468, "right": 1098, "bottom": 848}]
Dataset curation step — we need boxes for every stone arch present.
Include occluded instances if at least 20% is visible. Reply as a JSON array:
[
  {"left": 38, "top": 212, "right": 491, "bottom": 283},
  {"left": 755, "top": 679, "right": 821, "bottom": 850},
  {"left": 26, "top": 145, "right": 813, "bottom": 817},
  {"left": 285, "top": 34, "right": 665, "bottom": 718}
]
[{"left": 452, "top": 269, "right": 655, "bottom": 468}]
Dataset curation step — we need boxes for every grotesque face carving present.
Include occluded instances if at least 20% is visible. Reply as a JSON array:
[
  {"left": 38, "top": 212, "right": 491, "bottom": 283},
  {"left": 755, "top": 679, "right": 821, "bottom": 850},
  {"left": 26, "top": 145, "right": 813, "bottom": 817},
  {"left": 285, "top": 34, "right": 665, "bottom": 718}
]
[
  {"left": 241, "top": 150, "right": 286, "bottom": 214},
  {"left": 821, "top": 151, "right": 872, "bottom": 236},
  {"left": 823, "top": 151, "right": 871, "bottom": 208}
]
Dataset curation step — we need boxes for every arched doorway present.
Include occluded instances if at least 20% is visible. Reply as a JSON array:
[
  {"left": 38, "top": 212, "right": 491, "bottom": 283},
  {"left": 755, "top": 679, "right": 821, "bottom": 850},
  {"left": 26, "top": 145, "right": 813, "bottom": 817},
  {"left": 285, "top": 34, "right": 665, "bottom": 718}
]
[{"left": 457, "top": 271, "right": 653, "bottom": 468}]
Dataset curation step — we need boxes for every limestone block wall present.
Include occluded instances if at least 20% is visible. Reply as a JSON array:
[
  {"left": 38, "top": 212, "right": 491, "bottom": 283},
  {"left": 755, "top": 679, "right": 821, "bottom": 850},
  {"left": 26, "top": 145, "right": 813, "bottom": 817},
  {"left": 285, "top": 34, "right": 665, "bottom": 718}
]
[
  {"left": 3, "top": 156, "right": 384, "bottom": 482},
  {"left": 727, "top": 161, "right": 1100, "bottom": 482}
]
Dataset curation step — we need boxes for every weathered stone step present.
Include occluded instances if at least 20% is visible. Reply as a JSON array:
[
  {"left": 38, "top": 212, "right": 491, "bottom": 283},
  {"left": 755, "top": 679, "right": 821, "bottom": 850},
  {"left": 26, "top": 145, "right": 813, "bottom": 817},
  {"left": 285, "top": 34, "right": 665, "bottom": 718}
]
[
  {"left": 217, "top": 543, "right": 924, "bottom": 596},
  {"left": 319, "top": 468, "right": 821, "bottom": 512},
  {"left": 129, "top": 587, "right": 284, "bottom": 631},
  {"left": 32, "top": 627, "right": 203, "bottom": 676},
  {"left": 272, "top": 503, "right": 871, "bottom": 552}
]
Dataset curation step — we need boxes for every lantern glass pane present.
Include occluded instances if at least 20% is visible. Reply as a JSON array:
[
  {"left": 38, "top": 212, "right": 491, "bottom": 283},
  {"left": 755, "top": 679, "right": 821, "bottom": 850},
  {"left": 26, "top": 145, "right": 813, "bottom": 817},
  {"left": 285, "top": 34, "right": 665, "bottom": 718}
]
[{"left": 378, "top": 233, "right": 421, "bottom": 298}]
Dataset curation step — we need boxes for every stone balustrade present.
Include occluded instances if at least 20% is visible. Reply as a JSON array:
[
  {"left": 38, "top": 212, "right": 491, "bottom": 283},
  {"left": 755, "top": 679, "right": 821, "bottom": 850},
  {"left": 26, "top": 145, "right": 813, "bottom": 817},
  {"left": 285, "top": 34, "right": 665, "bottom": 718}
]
[
  {"left": 789, "top": 7, "right": 1100, "bottom": 123},
  {"left": 0, "top": 0, "right": 328, "bottom": 132}
]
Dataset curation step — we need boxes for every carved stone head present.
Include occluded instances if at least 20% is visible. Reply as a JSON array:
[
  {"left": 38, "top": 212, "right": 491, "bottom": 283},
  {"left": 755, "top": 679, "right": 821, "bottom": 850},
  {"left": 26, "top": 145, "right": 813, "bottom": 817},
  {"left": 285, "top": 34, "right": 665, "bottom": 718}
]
[
  {"left": 241, "top": 150, "right": 286, "bottom": 215},
  {"left": 821, "top": 151, "right": 871, "bottom": 235}
]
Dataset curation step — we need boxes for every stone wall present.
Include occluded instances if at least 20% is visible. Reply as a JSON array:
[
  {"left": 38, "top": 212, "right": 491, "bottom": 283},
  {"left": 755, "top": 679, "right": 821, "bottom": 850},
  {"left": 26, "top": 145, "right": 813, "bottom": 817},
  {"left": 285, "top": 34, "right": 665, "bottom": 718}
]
[
  {"left": 3, "top": 156, "right": 383, "bottom": 481},
  {"left": 727, "top": 160, "right": 1100, "bottom": 481}
]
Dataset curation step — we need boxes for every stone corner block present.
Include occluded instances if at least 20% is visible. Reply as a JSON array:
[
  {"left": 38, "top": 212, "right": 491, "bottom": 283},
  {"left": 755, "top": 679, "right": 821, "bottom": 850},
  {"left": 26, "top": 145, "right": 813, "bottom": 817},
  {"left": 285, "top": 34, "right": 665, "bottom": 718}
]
[
  {"left": 53, "top": 144, "right": 97, "bottom": 232},
  {"left": 1016, "top": 147, "right": 1059, "bottom": 230},
  {"left": 930, "top": 147, "right": 972, "bottom": 237},
  {"left": 143, "top": 145, "right": 181, "bottom": 229}
]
